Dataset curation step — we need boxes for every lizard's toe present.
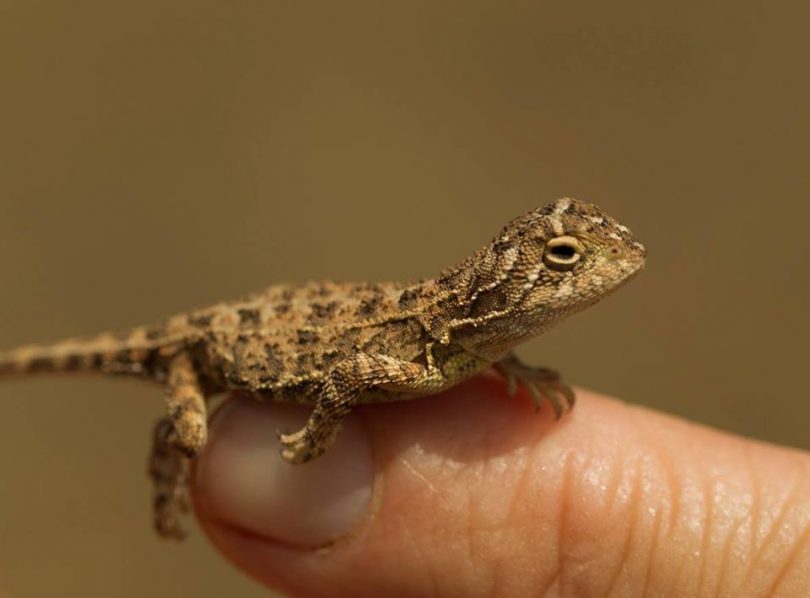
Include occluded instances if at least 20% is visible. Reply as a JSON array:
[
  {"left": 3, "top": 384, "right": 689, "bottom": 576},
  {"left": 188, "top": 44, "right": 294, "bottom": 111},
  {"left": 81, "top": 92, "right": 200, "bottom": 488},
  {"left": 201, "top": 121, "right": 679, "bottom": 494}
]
[
  {"left": 558, "top": 382, "right": 576, "bottom": 410},
  {"left": 278, "top": 428, "right": 317, "bottom": 464},
  {"left": 543, "top": 384, "right": 565, "bottom": 419},
  {"left": 512, "top": 378, "right": 576, "bottom": 419},
  {"left": 524, "top": 381, "right": 545, "bottom": 412}
]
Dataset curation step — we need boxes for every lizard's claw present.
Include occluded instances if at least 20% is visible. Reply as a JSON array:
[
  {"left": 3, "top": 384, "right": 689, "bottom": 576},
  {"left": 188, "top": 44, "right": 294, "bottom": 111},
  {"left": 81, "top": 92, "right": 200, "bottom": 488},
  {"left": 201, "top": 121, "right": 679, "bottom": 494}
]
[
  {"left": 494, "top": 355, "right": 576, "bottom": 419},
  {"left": 517, "top": 378, "right": 575, "bottom": 418},
  {"left": 277, "top": 427, "right": 320, "bottom": 464}
]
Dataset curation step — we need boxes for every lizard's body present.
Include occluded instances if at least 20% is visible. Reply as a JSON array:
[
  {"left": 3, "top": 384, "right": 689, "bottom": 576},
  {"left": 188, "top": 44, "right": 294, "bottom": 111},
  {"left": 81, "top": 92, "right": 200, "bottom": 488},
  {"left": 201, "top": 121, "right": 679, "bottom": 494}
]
[
  {"left": 0, "top": 198, "right": 646, "bottom": 538},
  {"left": 0, "top": 279, "right": 483, "bottom": 400}
]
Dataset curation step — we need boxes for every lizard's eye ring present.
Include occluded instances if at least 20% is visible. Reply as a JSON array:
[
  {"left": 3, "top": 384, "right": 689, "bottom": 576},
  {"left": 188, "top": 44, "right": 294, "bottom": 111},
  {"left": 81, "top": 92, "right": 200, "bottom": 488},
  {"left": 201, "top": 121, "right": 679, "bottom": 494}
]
[{"left": 544, "top": 236, "right": 584, "bottom": 271}]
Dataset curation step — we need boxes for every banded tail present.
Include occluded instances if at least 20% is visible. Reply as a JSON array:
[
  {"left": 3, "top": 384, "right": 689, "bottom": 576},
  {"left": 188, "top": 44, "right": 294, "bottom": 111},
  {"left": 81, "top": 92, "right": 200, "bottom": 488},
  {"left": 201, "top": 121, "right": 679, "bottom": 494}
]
[{"left": 0, "top": 327, "right": 164, "bottom": 379}]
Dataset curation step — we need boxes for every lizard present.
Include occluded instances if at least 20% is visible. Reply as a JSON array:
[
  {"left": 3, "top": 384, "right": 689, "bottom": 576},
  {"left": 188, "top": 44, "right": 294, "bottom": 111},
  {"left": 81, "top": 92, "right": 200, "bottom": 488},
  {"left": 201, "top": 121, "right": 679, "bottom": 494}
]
[{"left": 0, "top": 198, "right": 646, "bottom": 539}]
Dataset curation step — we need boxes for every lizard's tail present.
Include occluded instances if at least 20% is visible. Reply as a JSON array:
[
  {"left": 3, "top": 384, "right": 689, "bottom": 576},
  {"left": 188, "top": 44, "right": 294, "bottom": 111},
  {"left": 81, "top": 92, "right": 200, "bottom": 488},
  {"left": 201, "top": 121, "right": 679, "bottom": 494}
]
[{"left": 0, "top": 328, "right": 160, "bottom": 379}]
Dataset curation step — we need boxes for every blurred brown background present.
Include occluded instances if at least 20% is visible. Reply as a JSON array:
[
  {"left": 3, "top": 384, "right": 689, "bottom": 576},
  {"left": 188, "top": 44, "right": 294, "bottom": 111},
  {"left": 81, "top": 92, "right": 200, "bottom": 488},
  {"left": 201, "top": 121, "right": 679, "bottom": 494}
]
[{"left": 0, "top": 1, "right": 807, "bottom": 596}]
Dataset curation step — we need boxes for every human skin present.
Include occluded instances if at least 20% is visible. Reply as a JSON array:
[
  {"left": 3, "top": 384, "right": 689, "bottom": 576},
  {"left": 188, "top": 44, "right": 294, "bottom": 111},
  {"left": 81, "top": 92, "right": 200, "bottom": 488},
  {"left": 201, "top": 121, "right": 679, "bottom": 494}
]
[{"left": 191, "top": 375, "right": 810, "bottom": 597}]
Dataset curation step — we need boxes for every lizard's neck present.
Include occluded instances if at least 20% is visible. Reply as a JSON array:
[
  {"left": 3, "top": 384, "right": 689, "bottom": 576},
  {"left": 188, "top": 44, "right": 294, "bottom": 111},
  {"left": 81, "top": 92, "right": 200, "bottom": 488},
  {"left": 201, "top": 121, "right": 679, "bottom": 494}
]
[
  {"left": 453, "top": 313, "right": 555, "bottom": 361},
  {"left": 423, "top": 245, "right": 565, "bottom": 361},
  {"left": 416, "top": 249, "right": 534, "bottom": 360}
]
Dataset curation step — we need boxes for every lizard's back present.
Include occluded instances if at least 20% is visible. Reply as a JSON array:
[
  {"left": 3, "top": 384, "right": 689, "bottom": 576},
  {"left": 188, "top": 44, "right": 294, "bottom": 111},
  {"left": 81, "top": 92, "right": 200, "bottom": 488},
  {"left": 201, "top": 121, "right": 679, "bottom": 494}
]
[
  {"left": 0, "top": 280, "right": 435, "bottom": 399},
  {"left": 180, "top": 280, "right": 436, "bottom": 401}
]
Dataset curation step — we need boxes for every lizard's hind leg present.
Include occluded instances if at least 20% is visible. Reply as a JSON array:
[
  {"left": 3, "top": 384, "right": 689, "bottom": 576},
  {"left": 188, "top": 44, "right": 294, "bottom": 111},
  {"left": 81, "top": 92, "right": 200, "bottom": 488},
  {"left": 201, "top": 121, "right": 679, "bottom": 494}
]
[
  {"left": 148, "top": 418, "right": 191, "bottom": 539},
  {"left": 148, "top": 352, "right": 208, "bottom": 538},
  {"left": 164, "top": 352, "right": 208, "bottom": 456}
]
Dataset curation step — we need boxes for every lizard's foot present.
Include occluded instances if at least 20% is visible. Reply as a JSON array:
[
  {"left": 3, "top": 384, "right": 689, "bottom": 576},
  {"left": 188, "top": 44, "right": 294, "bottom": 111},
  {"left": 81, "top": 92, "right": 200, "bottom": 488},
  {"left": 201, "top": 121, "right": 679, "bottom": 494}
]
[
  {"left": 149, "top": 418, "right": 190, "bottom": 540},
  {"left": 494, "top": 354, "right": 575, "bottom": 419},
  {"left": 277, "top": 427, "right": 329, "bottom": 465},
  {"left": 154, "top": 485, "right": 189, "bottom": 540},
  {"left": 167, "top": 411, "right": 207, "bottom": 458}
]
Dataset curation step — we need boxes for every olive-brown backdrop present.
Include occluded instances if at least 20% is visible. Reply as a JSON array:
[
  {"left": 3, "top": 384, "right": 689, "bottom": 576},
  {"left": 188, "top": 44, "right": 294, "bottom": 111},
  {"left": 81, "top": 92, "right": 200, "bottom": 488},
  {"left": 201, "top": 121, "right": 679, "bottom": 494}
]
[{"left": 1, "top": 2, "right": 807, "bottom": 596}]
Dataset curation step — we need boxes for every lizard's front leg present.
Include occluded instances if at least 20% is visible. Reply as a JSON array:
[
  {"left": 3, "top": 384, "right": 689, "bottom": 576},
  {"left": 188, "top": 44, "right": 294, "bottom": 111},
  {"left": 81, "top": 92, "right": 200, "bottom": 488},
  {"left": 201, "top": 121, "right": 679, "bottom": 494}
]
[
  {"left": 493, "top": 353, "right": 575, "bottom": 418},
  {"left": 278, "top": 351, "right": 448, "bottom": 464}
]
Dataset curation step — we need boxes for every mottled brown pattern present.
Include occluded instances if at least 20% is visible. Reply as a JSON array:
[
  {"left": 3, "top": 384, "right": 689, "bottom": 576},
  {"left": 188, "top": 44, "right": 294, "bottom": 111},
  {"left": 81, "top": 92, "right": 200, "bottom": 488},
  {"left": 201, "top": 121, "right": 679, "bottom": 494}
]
[{"left": 0, "top": 198, "right": 645, "bottom": 539}]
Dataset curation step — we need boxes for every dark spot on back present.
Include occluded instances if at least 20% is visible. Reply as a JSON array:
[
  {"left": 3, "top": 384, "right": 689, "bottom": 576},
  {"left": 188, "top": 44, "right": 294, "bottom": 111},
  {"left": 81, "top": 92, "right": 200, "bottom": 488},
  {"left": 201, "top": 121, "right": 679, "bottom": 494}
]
[
  {"left": 321, "top": 348, "right": 340, "bottom": 367},
  {"left": 307, "top": 300, "right": 340, "bottom": 324},
  {"left": 336, "top": 327, "right": 364, "bottom": 353},
  {"left": 356, "top": 294, "right": 384, "bottom": 317},
  {"left": 189, "top": 313, "right": 213, "bottom": 328},
  {"left": 398, "top": 288, "right": 421, "bottom": 308},
  {"left": 294, "top": 352, "right": 317, "bottom": 377},
  {"left": 146, "top": 326, "right": 165, "bottom": 340},
  {"left": 297, "top": 329, "right": 319, "bottom": 344},
  {"left": 275, "top": 303, "right": 291, "bottom": 315},
  {"left": 237, "top": 308, "right": 261, "bottom": 326}
]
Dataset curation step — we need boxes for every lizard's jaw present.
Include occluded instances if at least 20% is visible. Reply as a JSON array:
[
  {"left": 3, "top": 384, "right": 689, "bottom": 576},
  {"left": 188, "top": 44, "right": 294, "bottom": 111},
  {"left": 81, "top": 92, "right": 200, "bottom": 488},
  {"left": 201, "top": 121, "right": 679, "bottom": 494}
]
[{"left": 461, "top": 250, "right": 645, "bottom": 360}]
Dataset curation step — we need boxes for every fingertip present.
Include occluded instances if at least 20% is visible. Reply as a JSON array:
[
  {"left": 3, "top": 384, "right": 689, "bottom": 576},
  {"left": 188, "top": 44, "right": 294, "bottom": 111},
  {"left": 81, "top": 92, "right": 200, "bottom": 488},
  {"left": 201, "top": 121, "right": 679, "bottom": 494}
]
[
  {"left": 192, "top": 395, "right": 374, "bottom": 548},
  {"left": 191, "top": 381, "right": 810, "bottom": 596}
]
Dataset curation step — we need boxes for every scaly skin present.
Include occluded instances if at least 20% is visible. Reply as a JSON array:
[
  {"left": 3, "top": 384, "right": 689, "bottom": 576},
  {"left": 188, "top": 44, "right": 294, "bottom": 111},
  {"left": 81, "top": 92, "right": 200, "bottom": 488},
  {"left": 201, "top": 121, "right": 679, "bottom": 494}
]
[{"left": 0, "top": 198, "right": 646, "bottom": 538}]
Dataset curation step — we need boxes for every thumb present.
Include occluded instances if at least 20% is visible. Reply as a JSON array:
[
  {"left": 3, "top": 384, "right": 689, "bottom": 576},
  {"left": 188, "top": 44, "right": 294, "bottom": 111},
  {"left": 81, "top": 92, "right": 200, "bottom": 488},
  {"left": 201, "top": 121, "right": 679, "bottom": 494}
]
[{"left": 191, "top": 378, "right": 810, "bottom": 597}]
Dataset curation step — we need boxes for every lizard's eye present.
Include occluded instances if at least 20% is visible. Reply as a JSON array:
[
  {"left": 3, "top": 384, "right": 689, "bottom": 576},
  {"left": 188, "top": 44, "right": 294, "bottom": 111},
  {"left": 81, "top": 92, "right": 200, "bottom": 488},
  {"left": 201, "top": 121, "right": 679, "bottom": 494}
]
[{"left": 544, "top": 236, "right": 584, "bottom": 271}]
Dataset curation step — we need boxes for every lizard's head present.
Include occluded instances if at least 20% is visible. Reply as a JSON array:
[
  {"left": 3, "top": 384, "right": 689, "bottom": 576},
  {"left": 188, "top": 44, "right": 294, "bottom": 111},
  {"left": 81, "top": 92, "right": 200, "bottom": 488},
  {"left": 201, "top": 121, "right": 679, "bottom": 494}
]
[{"left": 449, "top": 198, "right": 646, "bottom": 358}]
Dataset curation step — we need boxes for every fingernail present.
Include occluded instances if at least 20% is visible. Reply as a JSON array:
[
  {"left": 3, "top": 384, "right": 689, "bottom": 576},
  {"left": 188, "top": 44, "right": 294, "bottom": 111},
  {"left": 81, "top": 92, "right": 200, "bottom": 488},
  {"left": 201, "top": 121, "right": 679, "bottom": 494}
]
[{"left": 194, "top": 395, "right": 374, "bottom": 547}]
